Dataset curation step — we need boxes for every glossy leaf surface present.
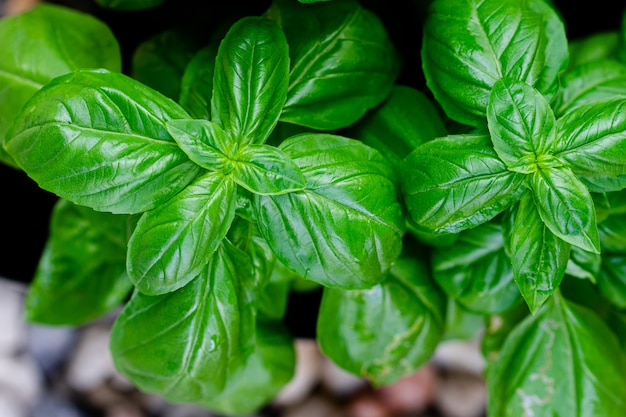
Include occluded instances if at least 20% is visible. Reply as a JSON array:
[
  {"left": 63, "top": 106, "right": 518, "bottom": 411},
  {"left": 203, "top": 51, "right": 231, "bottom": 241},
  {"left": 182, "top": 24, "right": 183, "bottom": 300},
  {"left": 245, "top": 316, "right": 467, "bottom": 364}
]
[
  {"left": 509, "top": 195, "right": 570, "bottom": 313},
  {"left": 201, "top": 322, "right": 295, "bottom": 415},
  {"left": 422, "top": 0, "right": 567, "bottom": 127},
  {"left": 0, "top": 3, "right": 121, "bottom": 167},
  {"left": 432, "top": 220, "right": 521, "bottom": 314},
  {"left": 556, "top": 98, "right": 626, "bottom": 192},
  {"left": 25, "top": 199, "right": 133, "bottom": 325},
  {"left": 212, "top": 16, "right": 289, "bottom": 145},
  {"left": 110, "top": 242, "right": 255, "bottom": 404},
  {"left": 487, "top": 293, "right": 626, "bottom": 417},
  {"left": 318, "top": 251, "right": 446, "bottom": 385},
  {"left": 254, "top": 133, "right": 404, "bottom": 289},
  {"left": 6, "top": 69, "right": 200, "bottom": 214},
  {"left": 179, "top": 45, "right": 217, "bottom": 120},
  {"left": 127, "top": 172, "right": 236, "bottom": 295},
  {"left": 402, "top": 134, "right": 526, "bottom": 234},
  {"left": 530, "top": 166, "right": 600, "bottom": 253},
  {"left": 487, "top": 79, "right": 556, "bottom": 167},
  {"left": 166, "top": 119, "right": 230, "bottom": 169},
  {"left": 271, "top": 0, "right": 399, "bottom": 130}
]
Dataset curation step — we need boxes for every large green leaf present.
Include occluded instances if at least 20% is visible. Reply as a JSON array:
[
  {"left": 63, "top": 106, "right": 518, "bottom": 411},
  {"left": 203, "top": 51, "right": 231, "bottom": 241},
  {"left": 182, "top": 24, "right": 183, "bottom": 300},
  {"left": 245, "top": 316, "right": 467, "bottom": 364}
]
[
  {"left": 487, "top": 79, "right": 556, "bottom": 167},
  {"left": 487, "top": 292, "right": 626, "bottom": 417},
  {"left": 5, "top": 69, "right": 200, "bottom": 214},
  {"left": 212, "top": 16, "right": 289, "bottom": 145},
  {"left": 0, "top": 3, "right": 121, "bottom": 167},
  {"left": 509, "top": 195, "right": 570, "bottom": 314},
  {"left": 127, "top": 172, "right": 236, "bottom": 295},
  {"left": 317, "top": 251, "right": 446, "bottom": 386},
  {"left": 254, "top": 133, "right": 404, "bottom": 289},
  {"left": 201, "top": 322, "right": 295, "bottom": 415},
  {"left": 270, "top": 0, "right": 399, "bottom": 130},
  {"left": 598, "top": 254, "right": 626, "bottom": 309},
  {"left": 599, "top": 212, "right": 626, "bottom": 252},
  {"left": 554, "top": 59, "right": 626, "bottom": 117},
  {"left": 432, "top": 220, "right": 521, "bottom": 314},
  {"left": 566, "top": 32, "right": 620, "bottom": 71},
  {"left": 422, "top": 0, "right": 567, "bottom": 127},
  {"left": 110, "top": 242, "right": 256, "bottom": 404},
  {"left": 131, "top": 30, "right": 199, "bottom": 101},
  {"left": 530, "top": 166, "right": 600, "bottom": 253},
  {"left": 25, "top": 199, "right": 134, "bottom": 325},
  {"left": 402, "top": 134, "right": 527, "bottom": 234},
  {"left": 555, "top": 98, "right": 626, "bottom": 192}
]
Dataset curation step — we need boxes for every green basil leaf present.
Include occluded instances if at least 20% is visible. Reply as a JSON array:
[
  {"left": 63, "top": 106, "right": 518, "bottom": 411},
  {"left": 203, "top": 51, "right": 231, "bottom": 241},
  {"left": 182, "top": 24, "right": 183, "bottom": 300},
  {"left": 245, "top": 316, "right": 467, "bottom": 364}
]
[
  {"left": 131, "top": 30, "right": 199, "bottom": 101},
  {"left": 212, "top": 16, "right": 289, "bottom": 145},
  {"left": 422, "top": 0, "right": 567, "bottom": 127},
  {"left": 432, "top": 220, "right": 522, "bottom": 315},
  {"left": 201, "top": 322, "right": 295, "bottom": 415},
  {"left": 487, "top": 292, "right": 626, "bottom": 417},
  {"left": 179, "top": 45, "right": 218, "bottom": 120},
  {"left": 566, "top": 31, "right": 620, "bottom": 71},
  {"left": 565, "top": 245, "right": 601, "bottom": 283},
  {"left": 270, "top": 0, "right": 399, "bottom": 130},
  {"left": 598, "top": 254, "right": 626, "bottom": 309},
  {"left": 317, "top": 251, "right": 446, "bottom": 386},
  {"left": 554, "top": 59, "right": 626, "bottom": 117},
  {"left": 0, "top": 3, "right": 121, "bottom": 167},
  {"left": 556, "top": 98, "right": 626, "bottom": 192},
  {"left": 6, "top": 69, "right": 201, "bottom": 214},
  {"left": 24, "top": 199, "right": 134, "bottom": 325},
  {"left": 94, "top": 0, "right": 165, "bottom": 10},
  {"left": 110, "top": 242, "right": 256, "bottom": 404},
  {"left": 127, "top": 172, "right": 236, "bottom": 295},
  {"left": 232, "top": 145, "right": 306, "bottom": 195},
  {"left": 530, "top": 166, "right": 600, "bottom": 253},
  {"left": 402, "top": 134, "right": 527, "bottom": 234},
  {"left": 487, "top": 79, "right": 556, "bottom": 166},
  {"left": 166, "top": 119, "right": 231, "bottom": 169},
  {"left": 481, "top": 302, "right": 529, "bottom": 364},
  {"left": 509, "top": 195, "right": 570, "bottom": 314},
  {"left": 343, "top": 85, "right": 447, "bottom": 172},
  {"left": 599, "top": 212, "right": 626, "bottom": 252},
  {"left": 254, "top": 133, "right": 404, "bottom": 289}
]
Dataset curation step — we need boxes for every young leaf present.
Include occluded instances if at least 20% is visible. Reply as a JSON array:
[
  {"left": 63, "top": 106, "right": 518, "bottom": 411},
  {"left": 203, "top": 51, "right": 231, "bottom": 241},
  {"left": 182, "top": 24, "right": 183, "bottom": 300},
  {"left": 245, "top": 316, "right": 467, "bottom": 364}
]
[
  {"left": 555, "top": 98, "right": 626, "bottom": 192},
  {"left": 509, "top": 195, "right": 571, "bottom": 314},
  {"left": 530, "top": 166, "right": 600, "bottom": 253},
  {"left": 25, "top": 199, "right": 134, "bottom": 325},
  {"left": 131, "top": 30, "right": 199, "bottom": 101},
  {"left": 166, "top": 119, "right": 231, "bottom": 168},
  {"left": 5, "top": 69, "right": 201, "bottom": 214},
  {"left": 487, "top": 292, "right": 626, "bottom": 417},
  {"left": 422, "top": 0, "right": 567, "bottom": 128},
  {"left": 254, "top": 133, "right": 405, "bottom": 289},
  {"left": 554, "top": 59, "right": 626, "bottom": 117},
  {"left": 110, "top": 242, "right": 256, "bottom": 404},
  {"left": 127, "top": 172, "right": 236, "bottom": 295},
  {"left": 179, "top": 44, "right": 218, "bottom": 120},
  {"left": 0, "top": 3, "right": 121, "bottom": 167},
  {"left": 200, "top": 322, "right": 295, "bottom": 415},
  {"left": 317, "top": 251, "right": 446, "bottom": 386},
  {"left": 212, "top": 16, "right": 289, "bottom": 145},
  {"left": 402, "top": 134, "right": 527, "bottom": 234},
  {"left": 231, "top": 144, "right": 306, "bottom": 195},
  {"left": 269, "top": 0, "right": 400, "bottom": 130},
  {"left": 487, "top": 79, "right": 557, "bottom": 166},
  {"left": 432, "top": 220, "right": 522, "bottom": 315}
]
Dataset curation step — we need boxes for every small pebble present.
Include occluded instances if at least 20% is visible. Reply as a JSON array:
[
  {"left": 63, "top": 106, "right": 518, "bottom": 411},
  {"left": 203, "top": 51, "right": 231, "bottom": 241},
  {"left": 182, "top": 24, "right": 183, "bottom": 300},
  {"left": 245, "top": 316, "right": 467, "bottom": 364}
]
[
  {"left": 273, "top": 339, "right": 322, "bottom": 407},
  {"left": 319, "top": 356, "right": 367, "bottom": 398},
  {"left": 435, "top": 371, "right": 486, "bottom": 417},
  {"left": 376, "top": 362, "right": 438, "bottom": 415},
  {"left": 65, "top": 325, "right": 117, "bottom": 392}
]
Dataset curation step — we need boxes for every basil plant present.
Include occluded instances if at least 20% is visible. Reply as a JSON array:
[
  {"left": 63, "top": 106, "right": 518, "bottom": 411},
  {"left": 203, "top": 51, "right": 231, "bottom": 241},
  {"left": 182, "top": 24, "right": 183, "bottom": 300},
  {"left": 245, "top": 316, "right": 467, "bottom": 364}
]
[{"left": 3, "top": 0, "right": 626, "bottom": 415}]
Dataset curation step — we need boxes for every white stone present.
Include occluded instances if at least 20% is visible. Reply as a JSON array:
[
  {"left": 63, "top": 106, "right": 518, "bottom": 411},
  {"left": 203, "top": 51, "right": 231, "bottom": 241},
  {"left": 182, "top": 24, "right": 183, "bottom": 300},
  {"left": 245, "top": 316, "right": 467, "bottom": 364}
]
[
  {"left": 0, "top": 354, "right": 43, "bottom": 409},
  {"left": 434, "top": 371, "right": 486, "bottom": 417},
  {"left": 0, "top": 278, "right": 27, "bottom": 355},
  {"left": 432, "top": 339, "right": 486, "bottom": 376},
  {"left": 319, "top": 356, "right": 367, "bottom": 398},
  {"left": 65, "top": 325, "right": 118, "bottom": 392},
  {"left": 0, "top": 394, "right": 27, "bottom": 417},
  {"left": 273, "top": 339, "right": 323, "bottom": 407}
]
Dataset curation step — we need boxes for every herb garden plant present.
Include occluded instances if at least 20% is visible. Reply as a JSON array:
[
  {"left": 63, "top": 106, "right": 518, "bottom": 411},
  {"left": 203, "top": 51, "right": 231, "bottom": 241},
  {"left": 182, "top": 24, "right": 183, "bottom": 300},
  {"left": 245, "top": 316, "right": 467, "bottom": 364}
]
[{"left": 3, "top": 0, "right": 626, "bottom": 415}]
